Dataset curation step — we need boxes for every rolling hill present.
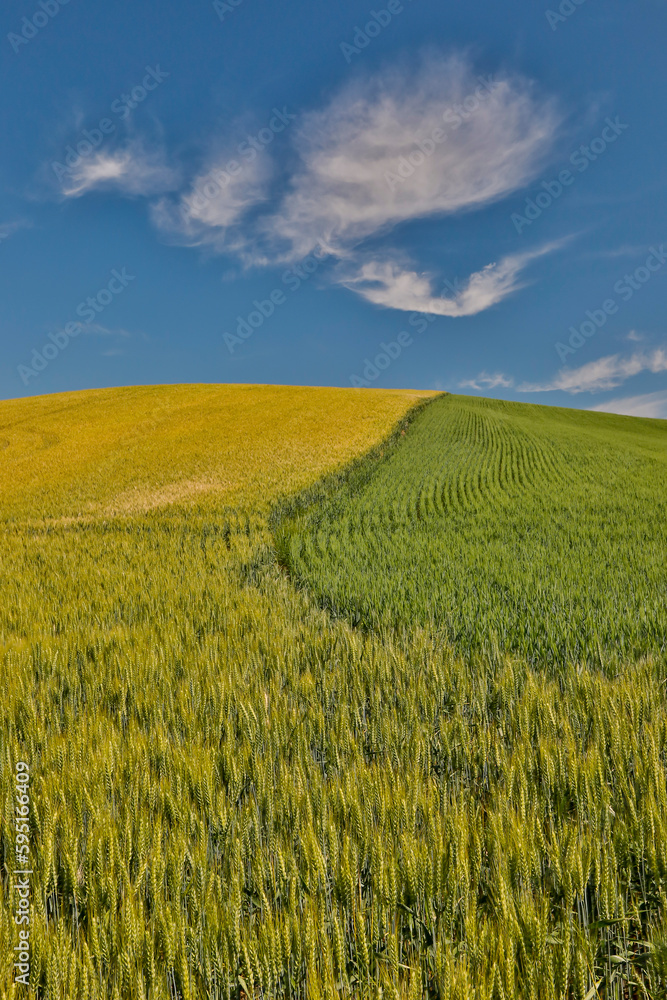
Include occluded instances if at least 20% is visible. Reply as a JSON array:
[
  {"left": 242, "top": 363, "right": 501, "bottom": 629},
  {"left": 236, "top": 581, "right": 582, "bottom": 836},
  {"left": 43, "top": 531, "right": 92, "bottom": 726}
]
[{"left": 1, "top": 385, "right": 666, "bottom": 1000}]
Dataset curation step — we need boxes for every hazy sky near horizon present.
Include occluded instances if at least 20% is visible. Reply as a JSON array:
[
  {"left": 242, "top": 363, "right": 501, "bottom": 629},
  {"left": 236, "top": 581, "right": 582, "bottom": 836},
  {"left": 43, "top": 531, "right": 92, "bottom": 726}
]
[{"left": 1, "top": 0, "right": 666, "bottom": 416}]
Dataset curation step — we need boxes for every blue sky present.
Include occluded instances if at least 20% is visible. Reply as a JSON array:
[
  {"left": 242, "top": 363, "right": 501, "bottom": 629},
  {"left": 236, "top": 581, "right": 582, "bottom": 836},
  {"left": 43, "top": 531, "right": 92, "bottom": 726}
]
[{"left": 1, "top": 0, "right": 666, "bottom": 416}]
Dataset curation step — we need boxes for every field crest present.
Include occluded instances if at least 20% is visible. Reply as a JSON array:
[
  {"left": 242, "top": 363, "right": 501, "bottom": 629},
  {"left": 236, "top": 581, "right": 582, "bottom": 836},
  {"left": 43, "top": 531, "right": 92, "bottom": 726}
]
[{"left": 0, "top": 383, "right": 435, "bottom": 521}]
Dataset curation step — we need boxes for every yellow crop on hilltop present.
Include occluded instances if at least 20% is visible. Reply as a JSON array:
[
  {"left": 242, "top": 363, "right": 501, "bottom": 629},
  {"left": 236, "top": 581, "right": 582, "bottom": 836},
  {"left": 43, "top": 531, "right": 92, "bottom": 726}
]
[{"left": 0, "top": 383, "right": 435, "bottom": 521}]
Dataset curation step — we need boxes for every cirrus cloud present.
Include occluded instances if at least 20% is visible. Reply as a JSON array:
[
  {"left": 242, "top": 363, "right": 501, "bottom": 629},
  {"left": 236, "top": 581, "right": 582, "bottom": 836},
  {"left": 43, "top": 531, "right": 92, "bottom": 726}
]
[
  {"left": 518, "top": 348, "right": 667, "bottom": 394},
  {"left": 150, "top": 152, "right": 272, "bottom": 250},
  {"left": 344, "top": 241, "right": 565, "bottom": 316},
  {"left": 257, "top": 53, "right": 560, "bottom": 264},
  {"left": 460, "top": 372, "right": 515, "bottom": 391},
  {"left": 150, "top": 52, "right": 561, "bottom": 315},
  {"left": 58, "top": 51, "right": 564, "bottom": 320},
  {"left": 462, "top": 347, "right": 667, "bottom": 398},
  {"left": 61, "top": 142, "right": 180, "bottom": 198},
  {"left": 589, "top": 389, "right": 667, "bottom": 419}
]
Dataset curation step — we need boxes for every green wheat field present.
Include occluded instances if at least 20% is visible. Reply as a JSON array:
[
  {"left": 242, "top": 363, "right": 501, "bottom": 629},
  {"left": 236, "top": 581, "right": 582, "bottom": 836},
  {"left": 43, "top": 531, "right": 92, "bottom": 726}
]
[{"left": 1, "top": 385, "right": 667, "bottom": 999}]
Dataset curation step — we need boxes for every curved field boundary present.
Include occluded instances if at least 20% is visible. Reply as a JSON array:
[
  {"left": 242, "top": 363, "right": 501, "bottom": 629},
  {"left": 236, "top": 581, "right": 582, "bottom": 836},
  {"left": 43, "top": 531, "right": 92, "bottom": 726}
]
[{"left": 278, "top": 394, "right": 667, "bottom": 668}]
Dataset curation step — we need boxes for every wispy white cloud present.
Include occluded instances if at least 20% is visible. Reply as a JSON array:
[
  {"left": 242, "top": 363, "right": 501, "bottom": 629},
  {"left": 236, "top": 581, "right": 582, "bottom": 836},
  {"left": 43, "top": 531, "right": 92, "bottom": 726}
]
[
  {"left": 519, "top": 348, "right": 667, "bottom": 394},
  {"left": 150, "top": 153, "right": 271, "bottom": 250},
  {"left": 78, "top": 323, "right": 132, "bottom": 337},
  {"left": 626, "top": 329, "right": 644, "bottom": 342},
  {"left": 461, "top": 348, "right": 667, "bottom": 400},
  {"left": 55, "top": 51, "right": 562, "bottom": 320},
  {"left": 149, "top": 52, "right": 560, "bottom": 317},
  {"left": 583, "top": 244, "right": 647, "bottom": 260},
  {"left": 0, "top": 218, "right": 31, "bottom": 241},
  {"left": 256, "top": 53, "right": 559, "bottom": 264},
  {"left": 61, "top": 143, "right": 179, "bottom": 198},
  {"left": 344, "top": 242, "right": 563, "bottom": 316},
  {"left": 460, "top": 371, "right": 514, "bottom": 391},
  {"left": 589, "top": 390, "right": 667, "bottom": 419}
]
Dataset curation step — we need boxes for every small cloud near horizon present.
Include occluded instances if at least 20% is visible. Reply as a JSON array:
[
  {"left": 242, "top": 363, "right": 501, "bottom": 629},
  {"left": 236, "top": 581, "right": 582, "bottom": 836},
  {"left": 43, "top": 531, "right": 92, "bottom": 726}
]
[
  {"left": 462, "top": 346, "right": 667, "bottom": 398},
  {"left": 459, "top": 372, "right": 515, "bottom": 391},
  {"left": 589, "top": 389, "right": 667, "bottom": 419},
  {"left": 518, "top": 348, "right": 667, "bottom": 394}
]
